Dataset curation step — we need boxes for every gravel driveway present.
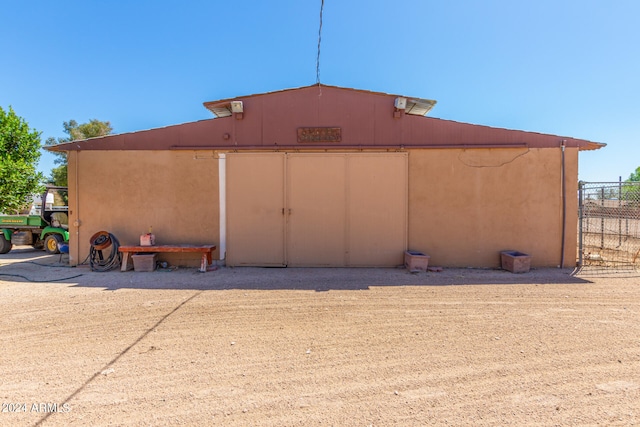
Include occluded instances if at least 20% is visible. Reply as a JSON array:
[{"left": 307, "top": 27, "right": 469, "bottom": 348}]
[{"left": 1, "top": 247, "right": 638, "bottom": 426}]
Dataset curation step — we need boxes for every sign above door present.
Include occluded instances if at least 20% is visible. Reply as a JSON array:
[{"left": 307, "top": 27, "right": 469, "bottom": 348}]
[{"left": 297, "top": 127, "right": 341, "bottom": 143}]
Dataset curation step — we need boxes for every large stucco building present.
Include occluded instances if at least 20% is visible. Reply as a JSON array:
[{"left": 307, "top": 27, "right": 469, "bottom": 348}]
[{"left": 49, "top": 84, "right": 603, "bottom": 269}]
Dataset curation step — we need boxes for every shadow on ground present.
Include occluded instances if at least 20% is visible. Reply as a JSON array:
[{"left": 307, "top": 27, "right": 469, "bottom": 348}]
[{"left": 0, "top": 246, "right": 595, "bottom": 291}]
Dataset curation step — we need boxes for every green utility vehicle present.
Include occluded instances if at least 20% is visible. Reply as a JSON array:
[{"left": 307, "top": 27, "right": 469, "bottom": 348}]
[{"left": 0, "top": 186, "right": 69, "bottom": 254}]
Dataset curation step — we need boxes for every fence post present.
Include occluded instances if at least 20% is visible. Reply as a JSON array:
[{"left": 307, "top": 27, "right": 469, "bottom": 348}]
[
  {"left": 601, "top": 186, "right": 605, "bottom": 249},
  {"left": 619, "top": 177, "right": 622, "bottom": 247},
  {"left": 578, "top": 181, "right": 584, "bottom": 268}
]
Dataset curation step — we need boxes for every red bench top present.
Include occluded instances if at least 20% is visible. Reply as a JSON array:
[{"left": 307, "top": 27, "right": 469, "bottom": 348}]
[{"left": 119, "top": 245, "right": 216, "bottom": 253}]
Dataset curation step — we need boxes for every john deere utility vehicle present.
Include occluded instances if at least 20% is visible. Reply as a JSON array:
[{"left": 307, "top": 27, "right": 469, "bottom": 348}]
[{"left": 0, "top": 186, "right": 69, "bottom": 254}]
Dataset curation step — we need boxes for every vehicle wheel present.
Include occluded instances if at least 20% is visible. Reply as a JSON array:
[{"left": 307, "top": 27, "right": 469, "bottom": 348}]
[
  {"left": 0, "top": 234, "right": 12, "bottom": 254},
  {"left": 44, "top": 234, "right": 63, "bottom": 254}
]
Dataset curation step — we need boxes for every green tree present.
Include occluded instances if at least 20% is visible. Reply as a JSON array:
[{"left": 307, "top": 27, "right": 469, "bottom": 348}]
[
  {"left": 45, "top": 119, "right": 113, "bottom": 186},
  {"left": 622, "top": 166, "right": 640, "bottom": 203},
  {"left": 0, "top": 106, "right": 44, "bottom": 213}
]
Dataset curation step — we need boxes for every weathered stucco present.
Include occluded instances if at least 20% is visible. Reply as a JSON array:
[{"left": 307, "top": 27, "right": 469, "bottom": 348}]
[
  {"left": 68, "top": 150, "right": 219, "bottom": 267},
  {"left": 67, "top": 146, "right": 578, "bottom": 269},
  {"left": 408, "top": 147, "right": 578, "bottom": 267}
]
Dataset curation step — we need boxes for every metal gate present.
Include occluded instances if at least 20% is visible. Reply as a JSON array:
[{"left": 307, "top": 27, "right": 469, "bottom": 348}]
[{"left": 578, "top": 181, "right": 640, "bottom": 272}]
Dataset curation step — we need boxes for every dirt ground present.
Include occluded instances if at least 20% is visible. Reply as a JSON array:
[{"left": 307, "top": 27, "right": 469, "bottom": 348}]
[{"left": 0, "top": 247, "right": 639, "bottom": 426}]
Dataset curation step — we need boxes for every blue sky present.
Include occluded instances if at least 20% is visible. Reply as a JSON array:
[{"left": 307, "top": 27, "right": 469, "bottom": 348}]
[{"left": 2, "top": 0, "right": 639, "bottom": 182}]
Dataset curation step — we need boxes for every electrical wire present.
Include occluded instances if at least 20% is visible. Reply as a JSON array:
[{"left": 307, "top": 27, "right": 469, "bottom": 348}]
[
  {"left": 457, "top": 148, "right": 530, "bottom": 168},
  {"left": 78, "top": 252, "right": 91, "bottom": 266},
  {"left": 316, "top": 0, "right": 324, "bottom": 84},
  {"left": 23, "top": 261, "right": 75, "bottom": 268}
]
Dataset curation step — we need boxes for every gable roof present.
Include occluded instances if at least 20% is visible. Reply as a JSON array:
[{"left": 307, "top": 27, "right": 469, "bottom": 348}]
[
  {"left": 203, "top": 84, "right": 437, "bottom": 118},
  {"left": 47, "top": 84, "right": 605, "bottom": 153}
]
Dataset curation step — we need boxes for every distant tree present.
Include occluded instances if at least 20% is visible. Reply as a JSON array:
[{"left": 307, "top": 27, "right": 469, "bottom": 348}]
[
  {"left": 0, "top": 106, "right": 44, "bottom": 213},
  {"left": 50, "top": 164, "right": 67, "bottom": 189},
  {"left": 627, "top": 167, "right": 640, "bottom": 183},
  {"left": 45, "top": 119, "right": 113, "bottom": 186},
  {"left": 622, "top": 167, "right": 640, "bottom": 203},
  {"left": 595, "top": 187, "right": 618, "bottom": 200}
]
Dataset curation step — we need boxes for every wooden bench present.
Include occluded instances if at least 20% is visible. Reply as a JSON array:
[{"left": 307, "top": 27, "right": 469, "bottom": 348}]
[{"left": 119, "top": 245, "right": 216, "bottom": 273}]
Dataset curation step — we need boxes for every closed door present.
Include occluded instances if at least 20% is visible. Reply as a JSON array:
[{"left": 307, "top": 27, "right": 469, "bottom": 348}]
[
  {"left": 226, "top": 152, "right": 407, "bottom": 267},
  {"left": 226, "top": 153, "right": 286, "bottom": 266},
  {"left": 286, "top": 154, "right": 347, "bottom": 266}
]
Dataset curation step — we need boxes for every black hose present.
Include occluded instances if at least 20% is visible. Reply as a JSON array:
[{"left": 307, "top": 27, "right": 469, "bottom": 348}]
[
  {"left": 89, "top": 232, "right": 121, "bottom": 272},
  {"left": 0, "top": 273, "right": 84, "bottom": 282}
]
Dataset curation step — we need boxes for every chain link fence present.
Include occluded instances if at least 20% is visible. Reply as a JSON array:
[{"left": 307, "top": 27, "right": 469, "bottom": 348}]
[{"left": 577, "top": 181, "right": 640, "bottom": 274}]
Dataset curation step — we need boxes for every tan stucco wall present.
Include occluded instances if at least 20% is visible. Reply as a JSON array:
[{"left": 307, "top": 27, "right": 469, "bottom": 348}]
[
  {"left": 67, "top": 146, "right": 578, "bottom": 269},
  {"left": 67, "top": 150, "right": 219, "bottom": 267},
  {"left": 407, "top": 147, "right": 579, "bottom": 268}
]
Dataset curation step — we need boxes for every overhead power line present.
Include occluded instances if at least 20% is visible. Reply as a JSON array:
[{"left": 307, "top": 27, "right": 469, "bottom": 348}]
[{"left": 316, "top": 0, "right": 324, "bottom": 84}]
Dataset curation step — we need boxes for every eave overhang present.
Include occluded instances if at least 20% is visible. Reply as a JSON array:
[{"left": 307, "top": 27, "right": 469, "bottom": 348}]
[{"left": 44, "top": 84, "right": 605, "bottom": 153}]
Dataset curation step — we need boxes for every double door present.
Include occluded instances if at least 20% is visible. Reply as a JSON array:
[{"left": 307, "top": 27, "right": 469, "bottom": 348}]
[{"left": 226, "top": 153, "right": 407, "bottom": 267}]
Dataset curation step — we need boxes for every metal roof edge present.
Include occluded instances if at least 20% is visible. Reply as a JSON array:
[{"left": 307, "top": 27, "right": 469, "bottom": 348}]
[
  {"left": 579, "top": 141, "right": 607, "bottom": 151},
  {"left": 44, "top": 117, "right": 221, "bottom": 152},
  {"left": 419, "top": 115, "right": 604, "bottom": 149}
]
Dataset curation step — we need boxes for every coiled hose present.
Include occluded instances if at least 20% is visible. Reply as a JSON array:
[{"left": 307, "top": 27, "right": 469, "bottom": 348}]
[{"left": 89, "top": 231, "right": 121, "bottom": 272}]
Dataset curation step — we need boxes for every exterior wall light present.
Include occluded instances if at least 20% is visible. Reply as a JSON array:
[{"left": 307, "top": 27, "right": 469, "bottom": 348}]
[
  {"left": 230, "top": 101, "right": 243, "bottom": 113},
  {"left": 394, "top": 97, "right": 407, "bottom": 118},
  {"left": 394, "top": 97, "right": 407, "bottom": 109},
  {"left": 230, "top": 101, "right": 244, "bottom": 120}
]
